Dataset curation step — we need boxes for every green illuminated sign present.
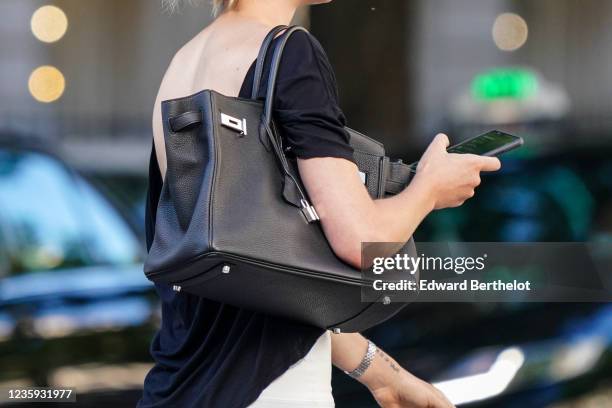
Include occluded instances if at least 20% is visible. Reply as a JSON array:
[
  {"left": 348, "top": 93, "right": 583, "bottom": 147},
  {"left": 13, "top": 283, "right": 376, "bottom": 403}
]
[{"left": 472, "top": 68, "right": 538, "bottom": 101}]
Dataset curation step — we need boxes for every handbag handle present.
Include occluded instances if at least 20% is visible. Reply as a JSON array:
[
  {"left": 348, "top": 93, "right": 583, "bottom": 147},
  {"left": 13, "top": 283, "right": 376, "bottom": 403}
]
[
  {"left": 251, "top": 25, "right": 287, "bottom": 99},
  {"left": 262, "top": 26, "right": 308, "bottom": 124},
  {"left": 257, "top": 26, "right": 321, "bottom": 222}
]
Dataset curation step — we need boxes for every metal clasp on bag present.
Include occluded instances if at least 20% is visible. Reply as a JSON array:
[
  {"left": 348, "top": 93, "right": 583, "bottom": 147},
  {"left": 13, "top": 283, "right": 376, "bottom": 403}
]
[
  {"left": 358, "top": 170, "right": 367, "bottom": 185},
  {"left": 301, "top": 199, "right": 320, "bottom": 223},
  {"left": 221, "top": 113, "right": 247, "bottom": 135}
]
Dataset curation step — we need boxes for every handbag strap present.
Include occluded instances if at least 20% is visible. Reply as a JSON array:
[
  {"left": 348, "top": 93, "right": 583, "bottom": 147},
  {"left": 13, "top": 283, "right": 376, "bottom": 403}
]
[
  {"left": 262, "top": 26, "right": 308, "bottom": 125},
  {"left": 258, "top": 26, "right": 321, "bottom": 222},
  {"left": 384, "top": 159, "right": 415, "bottom": 195},
  {"left": 251, "top": 25, "right": 287, "bottom": 99}
]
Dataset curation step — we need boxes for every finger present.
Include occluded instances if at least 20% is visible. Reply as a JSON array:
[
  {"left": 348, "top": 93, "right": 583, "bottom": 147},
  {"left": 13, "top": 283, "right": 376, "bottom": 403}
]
[
  {"left": 456, "top": 153, "right": 487, "bottom": 164},
  {"left": 424, "top": 133, "right": 449, "bottom": 155},
  {"left": 434, "top": 133, "right": 450, "bottom": 148},
  {"left": 433, "top": 393, "right": 454, "bottom": 408},
  {"left": 478, "top": 156, "right": 502, "bottom": 172},
  {"left": 432, "top": 385, "right": 455, "bottom": 407},
  {"left": 439, "top": 391, "right": 456, "bottom": 408},
  {"left": 432, "top": 388, "right": 455, "bottom": 408},
  {"left": 450, "top": 200, "right": 464, "bottom": 208},
  {"left": 456, "top": 153, "right": 500, "bottom": 169}
]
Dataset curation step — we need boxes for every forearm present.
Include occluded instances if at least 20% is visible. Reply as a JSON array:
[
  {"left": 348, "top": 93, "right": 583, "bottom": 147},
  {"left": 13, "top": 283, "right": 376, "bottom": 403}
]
[
  {"left": 372, "top": 175, "right": 435, "bottom": 244},
  {"left": 298, "top": 157, "right": 436, "bottom": 268},
  {"left": 331, "top": 332, "right": 405, "bottom": 391},
  {"left": 316, "top": 176, "right": 435, "bottom": 268}
]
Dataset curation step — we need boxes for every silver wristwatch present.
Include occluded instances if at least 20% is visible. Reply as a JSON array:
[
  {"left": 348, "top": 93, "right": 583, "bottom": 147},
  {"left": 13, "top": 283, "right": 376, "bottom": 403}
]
[{"left": 345, "top": 340, "right": 377, "bottom": 379}]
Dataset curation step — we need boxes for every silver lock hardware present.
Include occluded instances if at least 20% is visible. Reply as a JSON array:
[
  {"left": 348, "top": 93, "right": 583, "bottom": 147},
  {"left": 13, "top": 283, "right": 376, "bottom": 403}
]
[
  {"left": 221, "top": 113, "right": 247, "bottom": 135},
  {"left": 300, "top": 199, "right": 320, "bottom": 223}
]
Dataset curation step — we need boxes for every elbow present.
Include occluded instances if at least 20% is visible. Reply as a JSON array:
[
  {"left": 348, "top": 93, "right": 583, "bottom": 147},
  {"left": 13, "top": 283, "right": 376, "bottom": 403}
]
[
  {"left": 329, "top": 226, "right": 390, "bottom": 270},
  {"left": 334, "top": 243, "right": 363, "bottom": 269}
]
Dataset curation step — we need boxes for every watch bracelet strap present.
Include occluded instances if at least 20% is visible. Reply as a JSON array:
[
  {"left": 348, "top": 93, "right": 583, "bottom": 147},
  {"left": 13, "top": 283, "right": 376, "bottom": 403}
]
[{"left": 344, "top": 340, "right": 377, "bottom": 379}]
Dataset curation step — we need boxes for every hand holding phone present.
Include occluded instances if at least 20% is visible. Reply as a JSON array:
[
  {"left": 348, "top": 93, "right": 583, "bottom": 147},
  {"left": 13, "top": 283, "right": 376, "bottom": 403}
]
[
  {"left": 410, "top": 130, "right": 523, "bottom": 171},
  {"left": 412, "top": 133, "right": 504, "bottom": 209}
]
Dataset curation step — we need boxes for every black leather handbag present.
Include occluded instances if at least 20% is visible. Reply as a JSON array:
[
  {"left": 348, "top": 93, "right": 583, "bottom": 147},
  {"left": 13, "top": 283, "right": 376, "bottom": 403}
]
[{"left": 144, "top": 26, "right": 415, "bottom": 333}]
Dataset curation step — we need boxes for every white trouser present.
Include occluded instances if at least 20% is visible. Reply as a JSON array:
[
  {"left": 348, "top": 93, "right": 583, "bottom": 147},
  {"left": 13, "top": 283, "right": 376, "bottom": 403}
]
[{"left": 249, "top": 331, "right": 334, "bottom": 407}]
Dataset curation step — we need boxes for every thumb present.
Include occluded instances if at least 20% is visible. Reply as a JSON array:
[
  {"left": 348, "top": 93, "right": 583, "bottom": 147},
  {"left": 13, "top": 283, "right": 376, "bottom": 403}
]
[
  {"left": 433, "top": 133, "right": 450, "bottom": 148},
  {"left": 423, "top": 133, "right": 450, "bottom": 156}
]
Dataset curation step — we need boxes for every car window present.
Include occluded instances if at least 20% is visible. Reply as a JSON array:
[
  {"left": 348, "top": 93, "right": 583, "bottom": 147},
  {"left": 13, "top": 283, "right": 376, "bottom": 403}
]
[{"left": 0, "top": 150, "right": 142, "bottom": 276}]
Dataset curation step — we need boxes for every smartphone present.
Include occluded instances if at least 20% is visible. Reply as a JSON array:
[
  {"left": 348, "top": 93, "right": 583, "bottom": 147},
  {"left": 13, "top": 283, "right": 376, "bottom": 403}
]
[
  {"left": 446, "top": 130, "right": 524, "bottom": 156},
  {"left": 410, "top": 130, "right": 523, "bottom": 170}
]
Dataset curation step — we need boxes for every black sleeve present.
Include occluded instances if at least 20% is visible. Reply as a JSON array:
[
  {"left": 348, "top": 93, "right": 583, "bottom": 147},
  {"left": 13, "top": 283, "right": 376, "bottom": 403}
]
[{"left": 272, "top": 31, "right": 355, "bottom": 163}]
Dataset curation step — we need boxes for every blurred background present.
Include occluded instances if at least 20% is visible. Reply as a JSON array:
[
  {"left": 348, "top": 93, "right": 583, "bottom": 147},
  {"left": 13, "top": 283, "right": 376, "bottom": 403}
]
[{"left": 0, "top": 0, "right": 611, "bottom": 406}]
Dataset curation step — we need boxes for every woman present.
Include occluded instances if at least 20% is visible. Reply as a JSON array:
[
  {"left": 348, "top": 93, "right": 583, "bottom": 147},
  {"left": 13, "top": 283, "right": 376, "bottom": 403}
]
[{"left": 139, "top": 0, "right": 501, "bottom": 407}]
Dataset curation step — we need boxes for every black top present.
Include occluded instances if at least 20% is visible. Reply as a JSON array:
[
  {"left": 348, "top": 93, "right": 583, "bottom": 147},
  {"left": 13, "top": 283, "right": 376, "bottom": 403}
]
[{"left": 138, "top": 31, "right": 354, "bottom": 408}]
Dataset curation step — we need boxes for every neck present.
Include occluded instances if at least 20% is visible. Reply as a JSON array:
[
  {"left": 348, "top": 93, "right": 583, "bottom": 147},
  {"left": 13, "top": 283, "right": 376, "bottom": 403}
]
[{"left": 230, "top": 0, "right": 299, "bottom": 27}]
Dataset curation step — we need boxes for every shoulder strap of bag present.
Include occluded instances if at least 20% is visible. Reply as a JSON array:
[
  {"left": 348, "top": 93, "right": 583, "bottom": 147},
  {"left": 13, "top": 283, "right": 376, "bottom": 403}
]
[
  {"left": 262, "top": 26, "right": 308, "bottom": 123},
  {"left": 258, "top": 26, "right": 321, "bottom": 222},
  {"left": 251, "top": 25, "right": 287, "bottom": 99}
]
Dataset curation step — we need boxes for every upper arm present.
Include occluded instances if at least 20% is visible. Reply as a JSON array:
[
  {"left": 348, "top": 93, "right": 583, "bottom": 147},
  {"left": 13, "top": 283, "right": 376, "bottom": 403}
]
[
  {"left": 271, "top": 32, "right": 378, "bottom": 266},
  {"left": 272, "top": 31, "right": 355, "bottom": 162},
  {"left": 297, "top": 157, "right": 378, "bottom": 266},
  {"left": 152, "top": 88, "right": 167, "bottom": 179}
]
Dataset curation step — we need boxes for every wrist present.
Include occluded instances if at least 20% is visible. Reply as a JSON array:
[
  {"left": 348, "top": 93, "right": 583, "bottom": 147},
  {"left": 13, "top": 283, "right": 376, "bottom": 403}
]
[
  {"left": 357, "top": 348, "right": 406, "bottom": 392},
  {"left": 344, "top": 340, "right": 377, "bottom": 380},
  {"left": 361, "top": 361, "right": 406, "bottom": 393},
  {"left": 405, "top": 174, "right": 436, "bottom": 213}
]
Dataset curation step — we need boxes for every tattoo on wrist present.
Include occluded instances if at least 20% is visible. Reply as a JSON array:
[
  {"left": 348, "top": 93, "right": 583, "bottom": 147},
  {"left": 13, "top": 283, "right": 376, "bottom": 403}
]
[{"left": 376, "top": 348, "right": 400, "bottom": 373}]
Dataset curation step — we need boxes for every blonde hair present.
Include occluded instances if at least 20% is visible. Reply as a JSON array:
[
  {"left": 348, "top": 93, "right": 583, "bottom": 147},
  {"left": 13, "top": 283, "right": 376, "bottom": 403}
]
[{"left": 163, "top": 0, "right": 238, "bottom": 16}]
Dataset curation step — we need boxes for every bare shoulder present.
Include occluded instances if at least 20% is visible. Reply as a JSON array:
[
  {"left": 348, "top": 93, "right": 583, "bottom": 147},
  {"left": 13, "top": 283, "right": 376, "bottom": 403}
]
[
  {"left": 152, "top": 18, "right": 273, "bottom": 177},
  {"left": 169, "top": 25, "right": 212, "bottom": 71},
  {"left": 159, "top": 26, "right": 213, "bottom": 96},
  {"left": 160, "top": 18, "right": 271, "bottom": 100}
]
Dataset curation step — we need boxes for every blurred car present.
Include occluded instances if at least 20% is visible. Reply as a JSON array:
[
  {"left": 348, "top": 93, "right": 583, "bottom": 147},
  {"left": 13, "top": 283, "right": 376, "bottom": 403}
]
[{"left": 0, "top": 135, "right": 157, "bottom": 406}]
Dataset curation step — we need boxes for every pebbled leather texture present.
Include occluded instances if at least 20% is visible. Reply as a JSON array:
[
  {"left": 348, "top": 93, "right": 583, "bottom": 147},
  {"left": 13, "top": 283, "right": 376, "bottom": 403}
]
[
  {"left": 347, "top": 127, "right": 386, "bottom": 198},
  {"left": 144, "top": 26, "right": 415, "bottom": 332}
]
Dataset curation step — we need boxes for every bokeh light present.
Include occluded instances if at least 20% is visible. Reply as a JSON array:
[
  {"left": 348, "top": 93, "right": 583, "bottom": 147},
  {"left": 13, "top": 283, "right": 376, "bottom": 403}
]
[
  {"left": 28, "top": 66, "right": 66, "bottom": 103},
  {"left": 31, "top": 5, "right": 68, "bottom": 43},
  {"left": 492, "top": 13, "right": 528, "bottom": 51}
]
